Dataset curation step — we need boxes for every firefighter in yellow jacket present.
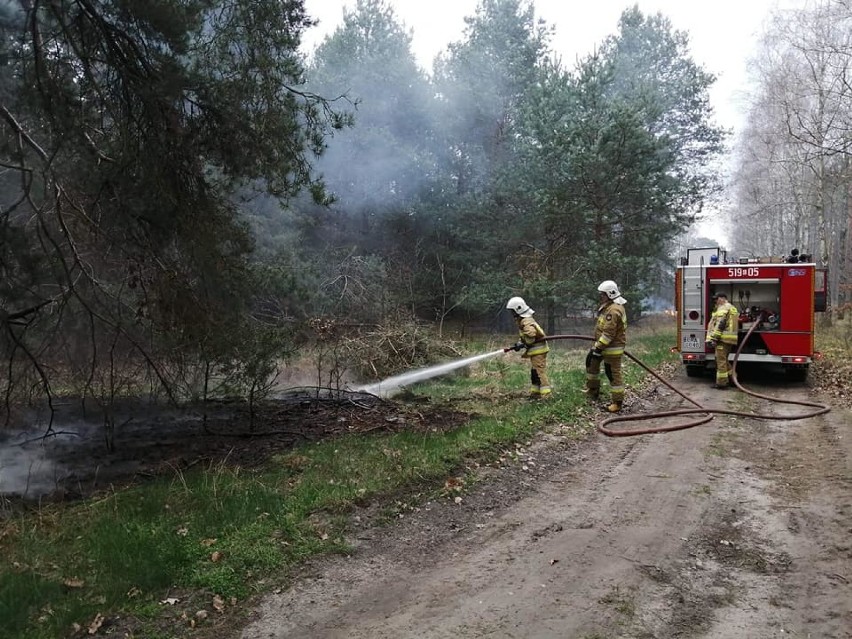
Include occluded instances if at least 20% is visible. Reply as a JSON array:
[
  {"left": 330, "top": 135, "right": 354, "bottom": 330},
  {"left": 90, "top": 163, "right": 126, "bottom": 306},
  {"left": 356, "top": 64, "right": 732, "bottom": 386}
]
[
  {"left": 586, "top": 281, "right": 627, "bottom": 413},
  {"left": 706, "top": 291, "right": 739, "bottom": 389},
  {"left": 506, "top": 296, "right": 551, "bottom": 398}
]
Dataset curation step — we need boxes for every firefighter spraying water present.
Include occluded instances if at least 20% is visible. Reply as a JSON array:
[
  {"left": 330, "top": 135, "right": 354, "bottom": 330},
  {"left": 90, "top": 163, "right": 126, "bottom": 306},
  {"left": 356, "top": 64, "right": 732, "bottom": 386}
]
[
  {"left": 357, "top": 296, "right": 553, "bottom": 400},
  {"left": 505, "top": 296, "right": 552, "bottom": 399}
]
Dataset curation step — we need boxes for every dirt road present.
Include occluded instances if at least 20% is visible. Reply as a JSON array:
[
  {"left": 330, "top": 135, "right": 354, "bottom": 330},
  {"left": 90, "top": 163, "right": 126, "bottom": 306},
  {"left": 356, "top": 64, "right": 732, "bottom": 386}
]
[{"left": 240, "top": 372, "right": 852, "bottom": 639}]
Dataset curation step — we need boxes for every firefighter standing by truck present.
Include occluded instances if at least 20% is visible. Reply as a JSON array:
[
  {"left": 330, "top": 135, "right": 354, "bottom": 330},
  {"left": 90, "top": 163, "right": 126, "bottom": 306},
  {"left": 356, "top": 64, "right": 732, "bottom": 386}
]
[
  {"left": 585, "top": 281, "right": 628, "bottom": 413},
  {"left": 705, "top": 291, "right": 739, "bottom": 389},
  {"left": 506, "top": 296, "right": 552, "bottom": 399}
]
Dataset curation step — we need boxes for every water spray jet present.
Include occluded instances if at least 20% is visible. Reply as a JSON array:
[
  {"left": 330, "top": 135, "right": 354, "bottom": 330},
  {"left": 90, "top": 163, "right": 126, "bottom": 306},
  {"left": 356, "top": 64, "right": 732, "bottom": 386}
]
[{"left": 354, "top": 349, "right": 507, "bottom": 398}]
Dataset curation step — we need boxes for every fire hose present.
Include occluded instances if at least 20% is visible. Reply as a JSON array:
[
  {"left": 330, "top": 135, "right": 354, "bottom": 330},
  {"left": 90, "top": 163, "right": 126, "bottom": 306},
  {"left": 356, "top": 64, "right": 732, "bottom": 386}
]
[{"left": 513, "top": 321, "right": 830, "bottom": 437}]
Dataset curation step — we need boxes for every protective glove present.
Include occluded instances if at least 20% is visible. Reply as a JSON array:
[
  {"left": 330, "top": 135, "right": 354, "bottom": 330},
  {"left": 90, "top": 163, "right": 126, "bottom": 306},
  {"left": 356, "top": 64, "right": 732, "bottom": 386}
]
[
  {"left": 589, "top": 347, "right": 603, "bottom": 359},
  {"left": 512, "top": 341, "right": 525, "bottom": 352},
  {"left": 707, "top": 339, "right": 717, "bottom": 348}
]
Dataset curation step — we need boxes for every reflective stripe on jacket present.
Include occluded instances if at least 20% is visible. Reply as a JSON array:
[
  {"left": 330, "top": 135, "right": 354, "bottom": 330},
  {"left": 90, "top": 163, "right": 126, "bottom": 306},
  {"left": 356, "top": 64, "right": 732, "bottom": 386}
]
[
  {"left": 518, "top": 317, "right": 549, "bottom": 356},
  {"left": 594, "top": 301, "right": 627, "bottom": 355},
  {"left": 707, "top": 302, "right": 739, "bottom": 345}
]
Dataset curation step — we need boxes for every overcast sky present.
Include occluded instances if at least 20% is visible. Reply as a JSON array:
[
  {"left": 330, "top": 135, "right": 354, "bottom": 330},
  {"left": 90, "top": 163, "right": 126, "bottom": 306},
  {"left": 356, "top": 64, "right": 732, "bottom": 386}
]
[{"left": 302, "top": 0, "right": 803, "bottom": 134}]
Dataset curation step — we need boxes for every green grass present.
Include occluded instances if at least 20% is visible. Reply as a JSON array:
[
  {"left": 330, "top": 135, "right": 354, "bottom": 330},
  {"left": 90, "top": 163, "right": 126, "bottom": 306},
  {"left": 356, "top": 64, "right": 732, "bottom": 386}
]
[
  {"left": 1, "top": 464, "right": 342, "bottom": 638},
  {"left": 422, "top": 322, "right": 677, "bottom": 412},
  {"left": 0, "top": 325, "right": 678, "bottom": 638}
]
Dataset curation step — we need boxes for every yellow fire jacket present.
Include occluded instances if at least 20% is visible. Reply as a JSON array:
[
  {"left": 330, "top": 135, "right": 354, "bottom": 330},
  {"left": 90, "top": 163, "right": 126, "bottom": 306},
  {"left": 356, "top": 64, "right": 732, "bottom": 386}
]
[
  {"left": 706, "top": 301, "right": 739, "bottom": 345},
  {"left": 518, "top": 316, "right": 549, "bottom": 358},
  {"left": 594, "top": 301, "right": 627, "bottom": 356}
]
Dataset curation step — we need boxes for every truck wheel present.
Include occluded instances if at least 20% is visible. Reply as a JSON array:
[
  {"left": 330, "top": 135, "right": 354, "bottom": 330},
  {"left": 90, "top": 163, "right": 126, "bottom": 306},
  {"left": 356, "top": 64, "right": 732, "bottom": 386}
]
[
  {"left": 784, "top": 366, "right": 809, "bottom": 382},
  {"left": 685, "top": 365, "right": 704, "bottom": 378}
]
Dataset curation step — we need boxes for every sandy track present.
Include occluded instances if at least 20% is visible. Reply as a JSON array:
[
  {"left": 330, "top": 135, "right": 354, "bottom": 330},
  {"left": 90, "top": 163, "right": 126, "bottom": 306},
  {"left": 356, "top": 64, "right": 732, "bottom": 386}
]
[{"left": 240, "top": 372, "right": 852, "bottom": 639}]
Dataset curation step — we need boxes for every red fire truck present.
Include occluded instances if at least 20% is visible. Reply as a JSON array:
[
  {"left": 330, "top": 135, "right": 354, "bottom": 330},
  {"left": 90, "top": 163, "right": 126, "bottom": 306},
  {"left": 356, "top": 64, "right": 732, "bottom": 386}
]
[{"left": 674, "top": 247, "right": 827, "bottom": 381}]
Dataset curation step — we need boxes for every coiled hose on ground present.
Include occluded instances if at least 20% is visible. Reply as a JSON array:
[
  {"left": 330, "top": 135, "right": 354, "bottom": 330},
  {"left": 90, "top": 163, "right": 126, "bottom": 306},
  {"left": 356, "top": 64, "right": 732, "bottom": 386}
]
[{"left": 544, "top": 322, "right": 831, "bottom": 437}]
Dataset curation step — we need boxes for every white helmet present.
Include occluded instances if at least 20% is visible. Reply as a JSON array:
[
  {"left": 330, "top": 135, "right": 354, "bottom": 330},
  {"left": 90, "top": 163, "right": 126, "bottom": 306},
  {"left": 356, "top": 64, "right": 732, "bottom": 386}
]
[
  {"left": 506, "top": 296, "right": 534, "bottom": 317},
  {"left": 597, "top": 280, "right": 627, "bottom": 305}
]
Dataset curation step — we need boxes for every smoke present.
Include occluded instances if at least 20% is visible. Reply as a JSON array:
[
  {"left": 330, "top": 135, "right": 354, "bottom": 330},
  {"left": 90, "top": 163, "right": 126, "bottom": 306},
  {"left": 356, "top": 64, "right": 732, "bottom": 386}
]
[
  {"left": 308, "top": 94, "right": 440, "bottom": 216},
  {"left": 0, "top": 1, "right": 25, "bottom": 28},
  {"left": 642, "top": 296, "right": 675, "bottom": 313},
  {"left": 0, "top": 430, "right": 64, "bottom": 497}
]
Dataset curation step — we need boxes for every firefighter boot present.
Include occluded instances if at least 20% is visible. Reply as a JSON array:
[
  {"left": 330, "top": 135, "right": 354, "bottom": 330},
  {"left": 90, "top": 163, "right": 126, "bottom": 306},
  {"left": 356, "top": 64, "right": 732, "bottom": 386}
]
[{"left": 582, "top": 388, "right": 599, "bottom": 402}]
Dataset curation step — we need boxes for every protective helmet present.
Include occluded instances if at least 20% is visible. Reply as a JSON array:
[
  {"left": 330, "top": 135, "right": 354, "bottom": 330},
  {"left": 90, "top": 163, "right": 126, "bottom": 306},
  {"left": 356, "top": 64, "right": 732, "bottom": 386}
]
[
  {"left": 506, "top": 296, "right": 534, "bottom": 317},
  {"left": 597, "top": 280, "right": 627, "bottom": 305}
]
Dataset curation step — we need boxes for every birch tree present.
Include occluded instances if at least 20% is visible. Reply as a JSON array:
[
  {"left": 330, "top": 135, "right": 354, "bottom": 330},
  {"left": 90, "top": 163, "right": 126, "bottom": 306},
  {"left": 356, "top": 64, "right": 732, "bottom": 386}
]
[{"left": 730, "top": 0, "right": 851, "bottom": 313}]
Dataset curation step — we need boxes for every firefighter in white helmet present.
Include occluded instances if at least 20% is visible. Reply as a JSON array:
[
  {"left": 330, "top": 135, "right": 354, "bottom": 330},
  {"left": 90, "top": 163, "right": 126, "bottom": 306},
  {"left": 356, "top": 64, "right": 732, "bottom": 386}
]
[
  {"left": 505, "top": 296, "right": 551, "bottom": 399},
  {"left": 705, "top": 291, "right": 739, "bottom": 389},
  {"left": 585, "top": 281, "right": 628, "bottom": 412}
]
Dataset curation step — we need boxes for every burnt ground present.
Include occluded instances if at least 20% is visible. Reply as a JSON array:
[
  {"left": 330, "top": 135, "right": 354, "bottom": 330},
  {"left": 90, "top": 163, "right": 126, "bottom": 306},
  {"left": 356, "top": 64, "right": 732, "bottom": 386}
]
[{"left": 0, "top": 389, "right": 470, "bottom": 502}]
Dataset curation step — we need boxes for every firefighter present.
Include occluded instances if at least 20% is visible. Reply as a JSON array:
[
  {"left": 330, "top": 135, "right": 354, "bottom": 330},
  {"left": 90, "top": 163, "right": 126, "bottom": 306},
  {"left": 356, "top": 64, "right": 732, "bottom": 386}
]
[
  {"left": 586, "top": 281, "right": 628, "bottom": 413},
  {"left": 706, "top": 291, "right": 739, "bottom": 389},
  {"left": 506, "top": 296, "right": 551, "bottom": 399}
]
